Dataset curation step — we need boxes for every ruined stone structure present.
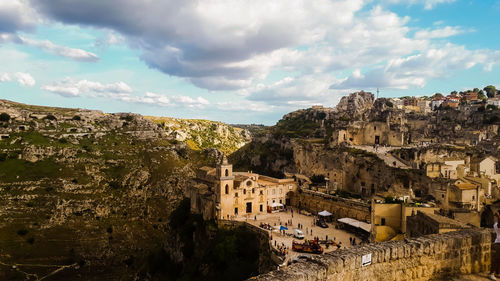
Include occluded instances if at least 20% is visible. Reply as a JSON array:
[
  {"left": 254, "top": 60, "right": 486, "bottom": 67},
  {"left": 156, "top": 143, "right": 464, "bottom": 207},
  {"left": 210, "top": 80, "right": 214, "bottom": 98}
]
[
  {"left": 406, "top": 211, "right": 473, "bottom": 238},
  {"left": 250, "top": 229, "right": 491, "bottom": 281},
  {"left": 289, "top": 190, "right": 370, "bottom": 222},
  {"left": 333, "top": 121, "right": 406, "bottom": 147}
]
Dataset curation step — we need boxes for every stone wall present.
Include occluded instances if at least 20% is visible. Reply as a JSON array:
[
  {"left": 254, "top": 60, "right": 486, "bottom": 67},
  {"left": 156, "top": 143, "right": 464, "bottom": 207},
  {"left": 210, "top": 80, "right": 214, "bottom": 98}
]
[
  {"left": 289, "top": 190, "right": 371, "bottom": 222},
  {"left": 250, "top": 229, "right": 491, "bottom": 281},
  {"left": 218, "top": 220, "right": 278, "bottom": 274}
]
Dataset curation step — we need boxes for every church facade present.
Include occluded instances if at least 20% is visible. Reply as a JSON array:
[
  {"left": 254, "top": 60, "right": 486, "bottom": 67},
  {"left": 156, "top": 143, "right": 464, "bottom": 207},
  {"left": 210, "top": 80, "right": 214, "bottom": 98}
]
[{"left": 194, "top": 156, "right": 298, "bottom": 220}]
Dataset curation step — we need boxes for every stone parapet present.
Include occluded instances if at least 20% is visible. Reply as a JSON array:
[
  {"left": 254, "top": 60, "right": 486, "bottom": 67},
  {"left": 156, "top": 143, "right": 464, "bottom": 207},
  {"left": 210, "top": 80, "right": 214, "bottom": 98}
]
[
  {"left": 291, "top": 190, "right": 371, "bottom": 222},
  {"left": 249, "top": 229, "right": 491, "bottom": 281}
]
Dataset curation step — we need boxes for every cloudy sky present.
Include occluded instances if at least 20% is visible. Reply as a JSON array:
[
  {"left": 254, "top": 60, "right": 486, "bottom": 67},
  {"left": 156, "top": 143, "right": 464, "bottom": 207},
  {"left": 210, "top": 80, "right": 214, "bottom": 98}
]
[{"left": 0, "top": 0, "right": 499, "bottom": 124}]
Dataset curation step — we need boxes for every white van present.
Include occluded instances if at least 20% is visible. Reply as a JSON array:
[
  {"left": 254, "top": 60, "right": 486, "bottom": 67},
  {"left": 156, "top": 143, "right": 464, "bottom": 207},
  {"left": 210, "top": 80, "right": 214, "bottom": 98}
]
[{"left": 293, "top": 229, "right": 305, "bottom": 239}]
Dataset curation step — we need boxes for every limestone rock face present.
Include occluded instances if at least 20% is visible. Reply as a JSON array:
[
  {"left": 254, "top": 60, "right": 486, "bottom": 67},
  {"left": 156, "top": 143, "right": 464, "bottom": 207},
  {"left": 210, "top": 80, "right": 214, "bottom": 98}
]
[{"left": 335, "top": 91, "right": 374, "bottom": 118}]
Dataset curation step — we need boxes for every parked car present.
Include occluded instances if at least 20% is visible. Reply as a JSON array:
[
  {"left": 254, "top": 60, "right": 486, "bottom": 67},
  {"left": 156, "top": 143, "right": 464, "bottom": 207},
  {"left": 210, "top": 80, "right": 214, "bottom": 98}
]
[
  {"left": 316, "top": 219, "right": 328, "bottom": 228},
  {"left": 293, "top": 229, "right": 305, "bottom": 239}
]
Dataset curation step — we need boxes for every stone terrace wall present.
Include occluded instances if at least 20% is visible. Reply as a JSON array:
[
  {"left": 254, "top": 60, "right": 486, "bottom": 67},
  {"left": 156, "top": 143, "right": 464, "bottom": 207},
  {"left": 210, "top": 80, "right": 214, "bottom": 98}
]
[
  {"left": 290, "top": 190, "right": 371, "bottom": 222},
  {"left": 250, "top": 229, "right": 491, "bottom": 281}
]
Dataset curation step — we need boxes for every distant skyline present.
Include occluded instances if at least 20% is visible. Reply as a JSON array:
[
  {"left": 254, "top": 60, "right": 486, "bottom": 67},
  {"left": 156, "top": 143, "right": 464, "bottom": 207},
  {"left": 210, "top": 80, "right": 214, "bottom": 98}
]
[{"left": 0, "top": 0, "right": 499, "bottom": 125}]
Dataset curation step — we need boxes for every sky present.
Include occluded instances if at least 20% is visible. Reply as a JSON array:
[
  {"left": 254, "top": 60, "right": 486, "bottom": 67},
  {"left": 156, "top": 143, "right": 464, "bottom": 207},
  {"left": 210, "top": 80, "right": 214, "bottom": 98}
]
[{"left": 0, "top": 0, "right": 499, "bottom": 125}]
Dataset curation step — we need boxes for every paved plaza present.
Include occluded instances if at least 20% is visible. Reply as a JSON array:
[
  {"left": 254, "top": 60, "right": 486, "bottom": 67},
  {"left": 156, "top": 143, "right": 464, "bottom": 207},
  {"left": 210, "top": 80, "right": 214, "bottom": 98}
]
[{"left": 235, "top": 208, "right": 362, "bottom": 263}]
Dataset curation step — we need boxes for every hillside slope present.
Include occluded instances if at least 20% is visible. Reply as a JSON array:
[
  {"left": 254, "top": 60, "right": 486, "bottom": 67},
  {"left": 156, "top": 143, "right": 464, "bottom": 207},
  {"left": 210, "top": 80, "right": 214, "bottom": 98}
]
[{"left": 0, "top": 99, "right": 255, "bottom": 280}]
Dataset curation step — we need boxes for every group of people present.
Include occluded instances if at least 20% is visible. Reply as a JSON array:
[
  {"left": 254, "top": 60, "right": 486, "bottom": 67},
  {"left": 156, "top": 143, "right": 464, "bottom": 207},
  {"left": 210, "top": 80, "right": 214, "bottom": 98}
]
[
  {"left": 274, "top": 240, "right": 288, "bottom": 256},
  {"left": 349, "top": 237, "right": 357, "bottom": 246}
]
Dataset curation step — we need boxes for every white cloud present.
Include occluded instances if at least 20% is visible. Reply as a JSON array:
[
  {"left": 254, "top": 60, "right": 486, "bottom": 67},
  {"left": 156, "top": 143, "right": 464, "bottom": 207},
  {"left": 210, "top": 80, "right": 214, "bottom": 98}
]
[
  {"left": 41, "top": 78, "right": 132, "bottom": 97},
  {"left": 414, "top": 26, "right": 465, "bottom": 39},
  {"left": 246, "top": 74, "right": 347, "bottom": 108},
  {"left": 215, "top": 100, "right": 276, "bottom": 112},
  {"left": 19, "top": 37, "right": 100, "bottom": 62},
  {"left": 42, "top": 78, "right": 210, "bottom": 109},
  {"left": 0, "top": 71, "right": 36, "bottom": 87},
  {"left": 384, "top": 0, "right": 455, "bottom": 10},
  {"left": 0, "top": 73, "right": 11, "bottom": 82},
  {"left": 14, "top": 72, "right": 35, "bottom": 86},
  {"left": 330, "top": 43, "right": 500, "bottom": 90},
  {"left": 30, "top": 0, "right": 368, "bottom": 90},
  {"left": 125, "top": 92, "right": 210, "bottom": 109}
]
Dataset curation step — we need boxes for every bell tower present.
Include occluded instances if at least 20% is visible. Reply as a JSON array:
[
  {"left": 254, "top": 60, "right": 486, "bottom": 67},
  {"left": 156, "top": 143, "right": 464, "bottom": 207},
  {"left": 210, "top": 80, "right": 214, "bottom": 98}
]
[
  {"left": 216, "top": 155, "right": 234, "bottom": 219},
  {"left": 217, "top": 155, "right": 233, "bottom": 179}
]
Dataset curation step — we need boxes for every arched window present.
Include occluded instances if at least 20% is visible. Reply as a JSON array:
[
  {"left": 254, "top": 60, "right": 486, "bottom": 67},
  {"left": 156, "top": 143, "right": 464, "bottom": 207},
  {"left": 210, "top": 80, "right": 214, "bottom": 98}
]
[
  {"left": 225, "top": 169, "right": 229, "bottom": 177},
  {"left": 225, "top": 184, "right": 229, "bottom": 194}
]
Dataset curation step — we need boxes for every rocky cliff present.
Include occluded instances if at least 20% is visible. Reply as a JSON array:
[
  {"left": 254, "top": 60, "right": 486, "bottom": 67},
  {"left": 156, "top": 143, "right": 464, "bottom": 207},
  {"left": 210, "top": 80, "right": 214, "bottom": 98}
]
[{"left": 0, "top": 99, "right": 255, "bottom": 280}]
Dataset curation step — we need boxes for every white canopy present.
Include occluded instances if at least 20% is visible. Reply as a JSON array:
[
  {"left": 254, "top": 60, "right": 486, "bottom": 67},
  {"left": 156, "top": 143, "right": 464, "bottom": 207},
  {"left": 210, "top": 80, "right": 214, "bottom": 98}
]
[
  {"left": 337, "top": 217, "right": 371, "bottom": 232},
  {"left": 318, "top": 210, "right": 332, "bottom": 216},
  {"left": 269, "top": 202, "right": 284, "bottom": 208}
]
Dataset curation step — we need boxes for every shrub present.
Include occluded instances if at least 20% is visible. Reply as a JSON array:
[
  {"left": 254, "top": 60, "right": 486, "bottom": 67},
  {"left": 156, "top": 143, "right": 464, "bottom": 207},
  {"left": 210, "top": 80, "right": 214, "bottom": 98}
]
[
  {"left": 59, "top": 138, "right": 68, "bottom": 144},
  {"left": 317, "top": 112, "right": 327, "bottom": 120},
  {"left": 120, "top": 115, "right": 134, "bottom": 122},
  {"left": 17, "top": 228, "right": 29, "bottom": 236},
  {"left": 486, "top": 104, "right": 498, "bottom": 111},
  {"left": 0, "top": 113, "right": 10, "bottom": 122},
  {"left": 72, "top": 115, "right": 81, "bottom": 121},
  {"left": 385, "top": 101, "right": 393, "bottom": 107},
  {"left": 44, "top": 114, "right": 57, "bottom": 121}
]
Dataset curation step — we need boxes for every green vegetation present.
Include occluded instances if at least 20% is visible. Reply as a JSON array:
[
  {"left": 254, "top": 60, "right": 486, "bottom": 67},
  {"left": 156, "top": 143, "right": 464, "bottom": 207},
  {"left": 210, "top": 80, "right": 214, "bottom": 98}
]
[
  {"left": 44, "top": 114, "right": 57, "bottom": 121},
  {"left": 273, "top": 113, "right": 321, "bottom": 138},
  {"left": 385, "top": 101, "right": 393, "bottom": 107},
  {"left": 0, "top": 112, "right": 10, "bottom": 122},
  {"left": 484, "top": 85, "right": 497, "bottom": 98}
]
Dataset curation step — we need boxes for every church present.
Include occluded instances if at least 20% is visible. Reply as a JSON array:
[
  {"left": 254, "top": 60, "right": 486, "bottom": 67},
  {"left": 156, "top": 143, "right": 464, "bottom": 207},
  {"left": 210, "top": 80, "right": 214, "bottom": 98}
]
[{"left": 193, "top": 156, "right": 298, "bottom": 220}]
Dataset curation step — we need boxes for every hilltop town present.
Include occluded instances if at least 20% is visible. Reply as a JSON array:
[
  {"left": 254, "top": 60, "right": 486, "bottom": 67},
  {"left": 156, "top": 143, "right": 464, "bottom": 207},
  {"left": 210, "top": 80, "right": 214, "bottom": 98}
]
[{"left": 1, "top": 87, "right": 500, "bottom": 280}]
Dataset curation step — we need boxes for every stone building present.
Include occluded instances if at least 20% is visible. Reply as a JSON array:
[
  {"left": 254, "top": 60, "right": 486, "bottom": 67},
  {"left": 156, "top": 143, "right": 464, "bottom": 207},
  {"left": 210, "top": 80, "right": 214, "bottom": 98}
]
[
  {"left": 406, "top": 211, "right": 472, "bottom": 238},
  {"left": 370, "top": 201, "right": 438, "bottom": 242},
  {"left": 193, "top": 156, "right": 297, "bottom": 220},
  {"left": 471, "top": 156, "right": 497, "bottom": 177},
  {"left": 448, "top": 179, "right": 481, "bottom": 211},
  {"left": 332, "top": 121, "right": 405, "bottom": 146},
  {"left": 327, "top": 169, "right": 345, "bottom": 192}
]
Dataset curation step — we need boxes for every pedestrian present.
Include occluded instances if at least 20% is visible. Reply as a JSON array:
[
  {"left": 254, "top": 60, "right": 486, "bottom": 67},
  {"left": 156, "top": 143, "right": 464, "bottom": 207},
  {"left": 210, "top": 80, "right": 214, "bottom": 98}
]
[
  {"left": 349, "top": 237, "right": 352, "bottom": 243},
  {"left": 254, "top": 215, "right": 257, "bottom": 221},
  {"left": 306, "top": 227, "right": 308, "bottom": 234},
  {"left": 326, "top": 235, "right": 328, "bottom": 241},
  {"left": 275, "top": 240, "right": 277, "bottom": 247},
  {"left": 490, "top": 210, "right": 500, "bottom": 280},
  {"left": 310, "top": 229, "right": 312, "bottom": 235}
]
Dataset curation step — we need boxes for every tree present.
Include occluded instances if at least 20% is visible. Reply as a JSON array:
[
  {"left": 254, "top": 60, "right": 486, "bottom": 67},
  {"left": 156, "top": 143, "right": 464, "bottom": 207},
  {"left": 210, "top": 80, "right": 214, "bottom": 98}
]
[
  {"left": 431, "top": 93, "right": 443, "bottom": 99},
  {"left": 478, "top": 91, "right": 487, "bottom": 101},
  {"left": 0, "top": 113, "right": 10, "bottom": 122},
  {"left": 484, "top": 85, "right": 497, "bottom": 98}
]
